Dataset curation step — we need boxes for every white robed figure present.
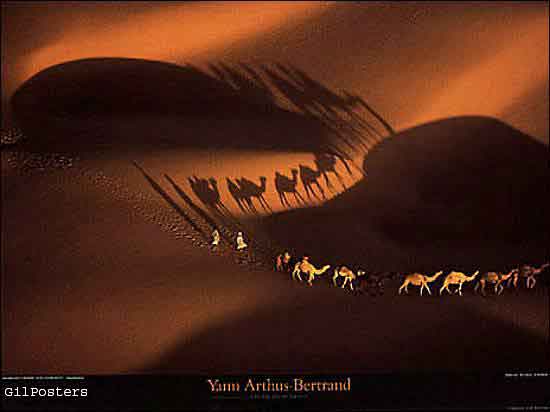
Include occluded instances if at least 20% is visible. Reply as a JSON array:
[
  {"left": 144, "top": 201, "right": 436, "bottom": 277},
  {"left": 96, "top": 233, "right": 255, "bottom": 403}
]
[
  {"left": 211, "top": 229, "right": 220, "bottom": 247},
  {"left": 236, "top": 232, "right": 247, "bottom": 250}
]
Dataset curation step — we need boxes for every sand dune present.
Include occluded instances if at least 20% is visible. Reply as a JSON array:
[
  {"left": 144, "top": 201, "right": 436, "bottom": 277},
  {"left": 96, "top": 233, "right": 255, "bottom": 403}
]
[
  {"left": 3, "top": 2, "right": 548, "bottom": 142},
  {"left": 11, "top": 57, "right": 380, "bottom": 215},
  {"left": 2, "top": 157, "right": 547, "bottom": 374},
  {"left": 3, "top": 113, "right": 548, "bottom": 374},
  {"left": 11, "top": 58, "right": 334, "bottom": 152},
  {"left": 2, "top": 2, "right": 548, "bottom": 379},
  {"left": 261, "top": 116, "right": 549, "bottom": 271},
  {"left": 1, "top": 1, "right": 331, "bottom": 121}
]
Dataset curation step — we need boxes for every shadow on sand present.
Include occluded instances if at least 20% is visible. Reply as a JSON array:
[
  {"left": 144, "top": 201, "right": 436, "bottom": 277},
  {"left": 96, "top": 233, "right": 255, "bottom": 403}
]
[
  {"left": 13, "top": 58, "right": 393, "bottom": 161},
  {"left": 260, "top": 116, "right": 550, "bottom": 272},
  {"left": 133, "top": 161, "right": 208, "bottom": 242}
]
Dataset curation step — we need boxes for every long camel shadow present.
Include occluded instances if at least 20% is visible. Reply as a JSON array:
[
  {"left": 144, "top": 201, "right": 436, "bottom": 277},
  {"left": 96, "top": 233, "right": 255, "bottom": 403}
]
[
  {"left": 13, "top": 58, "right": 394, "bottom": 160},
  {"left": 168, "top": 175, "right": 243, "bottom": 237},
  {"left": 183, "top": 174, "right": 281, "bottom": 258},
  {"left": 272, "top": 152, "right": 361, "bottom": 210},
  {"left": 236, "top": 176, "right": 272, "bottom": 214},
  {"left": 226, "top": 177, "right": 254, "bottom": 214},
  {"left": 260, "top": 117, "right": 550, "bottom": 271},
  {"left": 188, "top": 176, "right": 234, "bottom": 220},
  {"left": 132, "top": 162, "right": 207, "bottom": 241},
  {"left": 208, "top": 61, "right": 394, "bottom": 159},
  {"left": 257, "top": 64, "right": 361, "bottom": 155},
  {"left": 164, "top": 175, "right": 235, "bottom": 244},
  {"left": 275, "top": 64, "right": 375, "bottom": 147},
  {"left": 313, "top": 152, "right": 348, "bottom": 192},
  {"left": 138, "top": 166, "right": 280, "bottom": 260},
  {"left": 264, "top": 63, "right": 385, "bottom": 153},
  {"left": 274, "top": 169, "right": 305, "bottom": 209},
  {"left": 299, "top": 164, "right": 326, "bottom": 202},
  {"left": 224, "top": 177, "right": 273, "bottom": 216}
]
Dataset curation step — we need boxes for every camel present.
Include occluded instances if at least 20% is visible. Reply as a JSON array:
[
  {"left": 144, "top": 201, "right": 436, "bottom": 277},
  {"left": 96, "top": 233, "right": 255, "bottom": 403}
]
[
  {"left": 507, "top": 263, "right": 549, "bottom": 289},
  {"left": 235, "top": 178, "right": 258, "bottom": 213},
  {"left": 356, "top": 272, "right": 387, "bottom": 296},
  {"left": 208, "top": 178, "right": 232, "bottom": 215},
  {"left": 299, "top": 165, "right": 326, "bottom": 201},
  {"left": 276, "top": 252, "right": 292, "bottom": 272},
  {"left": 341, "top": 90, "right": 396, "bottom": 136},
  {"left": 275, "top": 170, "right": 305, "bottom": 207},
  {"left": 188, "top": 176, "right": 229, "bottom": 215},
  {"left": 398, "top": 271, "right": 443, "bottom": 296},
  {"left": 292, "top": 257, "right": 330, "bottom": 286},
  {"left": 189, "top": 176, "right": 211, "bottom": 205},
  {"left": 439, "top": 271, "right": 479, "bottom": 296},
  {"left": 474, "top": 270, "right": 515, "bottom": 296},
  {"left": 237, "top": 177, "right": 271, "bottom": 213},
  {"left": 226, "top": 178, "right": 250, "bottom": 213},
  {"left": 333, "top": 266, "right": 365, "bottom": 291},
  {"left": 285, "top": 65, "right": 387, "bottom": 143},
  {"left": 314, "top": 153, "right": 346, "bottom": 192}
]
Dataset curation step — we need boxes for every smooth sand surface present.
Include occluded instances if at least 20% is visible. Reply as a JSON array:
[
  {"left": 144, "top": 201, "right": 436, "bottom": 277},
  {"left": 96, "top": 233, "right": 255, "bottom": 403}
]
[{"left": 2, "top": 133, "right": 548, "bottom": 374}]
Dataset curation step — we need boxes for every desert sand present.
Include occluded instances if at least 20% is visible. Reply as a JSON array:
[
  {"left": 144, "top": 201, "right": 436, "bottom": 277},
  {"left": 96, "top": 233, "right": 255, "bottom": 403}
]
[
  {"left": 2, "top": 114, "right": 548, "bottom": 375},
  {"left": 1, "top": 2, "right": 548, "bottom": 378}
]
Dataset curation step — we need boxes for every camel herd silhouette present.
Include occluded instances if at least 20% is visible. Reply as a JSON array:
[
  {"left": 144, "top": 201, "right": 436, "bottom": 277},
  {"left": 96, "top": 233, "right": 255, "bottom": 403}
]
[
  {"left": 203, "top": 62, "right": 396, "bottom": 163},
  {"left": 132, "top": 63, "right": 548, "bottom": 300},
  {"left": 184, "top": 63, "right": 390, "bottom": 215},
  {"left": 189, "top": 152, "right": 355, "bottom": 214},
  {"left": 137, "top": 160, "right": 549, "bottom": 300}
]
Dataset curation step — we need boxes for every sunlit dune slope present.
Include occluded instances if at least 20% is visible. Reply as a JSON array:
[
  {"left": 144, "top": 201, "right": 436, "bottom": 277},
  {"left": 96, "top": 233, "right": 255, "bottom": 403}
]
[
  {"left": 4, "top": 3, "right": 547, "bottom": 142},
  {"left": 261, "top": 116, "right": 549, "bottom": 271},
  {"left": 11, "top": 57, "right": 376, "bottom": 216}
]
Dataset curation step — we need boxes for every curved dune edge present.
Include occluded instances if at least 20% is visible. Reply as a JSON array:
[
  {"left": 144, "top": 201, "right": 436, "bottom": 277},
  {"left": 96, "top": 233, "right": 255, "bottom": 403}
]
[
  {"left": 260, "top": 116, "right": 549, "bottom": 270},
  {"left": 2, "top": 116, "right": 548, "bottom": 374},
  {"left": 3, "top": 2, "right": 548, "bottom": 143}
]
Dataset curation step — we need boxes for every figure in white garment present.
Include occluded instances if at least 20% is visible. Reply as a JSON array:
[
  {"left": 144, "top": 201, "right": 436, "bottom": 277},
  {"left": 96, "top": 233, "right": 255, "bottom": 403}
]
[
  {"left": 211, "top": 229, "right": 220, "bottom": 247},
  {"left": 236, "top": 232, "right": 248, "bottom": 250}
]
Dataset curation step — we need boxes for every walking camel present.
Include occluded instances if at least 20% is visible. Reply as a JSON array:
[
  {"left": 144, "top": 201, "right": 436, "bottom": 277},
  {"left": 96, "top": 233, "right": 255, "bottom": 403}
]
[
  {"left": 439, "top": 271, "right": 479, "bottom": 296},
  {"left": 333, "top": 266, "right": 365, "bottom": 291},
  {"left": 208, "top": 178, "right": 232, "bottom": 215},
  {"left": 398, "top": 271, "right": 443, "bottom": 296},
  {"left": 234, "top": 178, "right": 257, "bottom": 213},
  {"left": 292, "top": 257, "right": 330, "bottom": 286},
  {"left": 314, "top": 153, "right": 346, "bottom": 192},
  {"left": 474, "top": 270, "right": 516, "bottom": 296},
  {"left": 507, "top": 263, "right": 549, "bottom": 289},
  {"left": 276, "top": 252, "right": 292, "bottom": 272},
  {"left": 237, "top": 177, "right": 271, "bottom": 213},
  {"left": 189, "top": 177, "right": 214, "bottom": 208},
  {"left": 287, "top": 65, "right": 390, "bottom": 146},
  {"left": 356, "top": 272, "right": 386, "bottom": 296},
  {"left": 299, "top": 165, "right": 326, "bottom": 201},
  {"left": 275, "top": 170, "right": 305, "bottom": 207},
  {"left": 188, "top": 176, "right": 229, "bottom": 216},
  {"left": 226, "top": 178, "right": 250, "bottom": 213}
]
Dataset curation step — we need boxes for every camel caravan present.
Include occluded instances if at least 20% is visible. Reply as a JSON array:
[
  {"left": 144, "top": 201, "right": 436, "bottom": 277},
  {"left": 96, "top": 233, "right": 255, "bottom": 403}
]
[{"left": 274, "top": 251, "right": 549, "bottom": 297}]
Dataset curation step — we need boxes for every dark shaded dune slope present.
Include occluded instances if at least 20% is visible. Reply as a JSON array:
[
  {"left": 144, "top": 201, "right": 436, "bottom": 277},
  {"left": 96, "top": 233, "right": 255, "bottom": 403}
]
[
  {"left": 12, "top": 58, "right": 332, "bottom": 153},
  {"left": 141, "top": 290, "right": 548, "bottom": 374},
  {"left": 261, "top": 117, "right": 549, "bottom": 271}
]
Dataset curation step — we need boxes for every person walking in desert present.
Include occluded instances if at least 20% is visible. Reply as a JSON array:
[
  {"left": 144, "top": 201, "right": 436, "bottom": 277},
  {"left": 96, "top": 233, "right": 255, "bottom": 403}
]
[
  {"left": 211, "top": 229, "right": 220, "bottom": 248},
  {"left": 276, "top": 251, "right": 292, "bottom": 272},
  {"left": 236, "top": 232, "right": 248, "bottom": 251}
]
